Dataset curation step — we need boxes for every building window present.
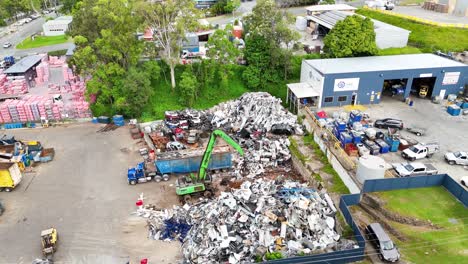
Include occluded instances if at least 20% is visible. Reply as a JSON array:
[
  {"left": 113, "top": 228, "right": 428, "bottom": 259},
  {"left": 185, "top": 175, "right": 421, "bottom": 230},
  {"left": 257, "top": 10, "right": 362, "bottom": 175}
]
[
  {"left": 324, "top": 97, "right": 333, "bottom": 103},
  {"left": 338, "top": 96, "right": 347, "bottom": 102}
]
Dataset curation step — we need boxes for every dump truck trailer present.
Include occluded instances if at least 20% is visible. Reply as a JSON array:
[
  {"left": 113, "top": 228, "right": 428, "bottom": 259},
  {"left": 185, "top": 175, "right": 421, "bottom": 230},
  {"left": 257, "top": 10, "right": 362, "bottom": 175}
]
[
  {"left": 127, "top": 145, "right": 233, "bottom": 184},
  {"left": 0, "top": 162, "right": 22, "bottom": 192}
]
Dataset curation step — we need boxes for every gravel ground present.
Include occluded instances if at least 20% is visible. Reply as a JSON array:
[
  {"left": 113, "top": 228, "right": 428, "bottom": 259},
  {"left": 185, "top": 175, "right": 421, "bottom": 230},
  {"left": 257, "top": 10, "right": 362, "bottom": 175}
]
[{"left": 0, "top": 123, "right": 181, "bottom": 264}]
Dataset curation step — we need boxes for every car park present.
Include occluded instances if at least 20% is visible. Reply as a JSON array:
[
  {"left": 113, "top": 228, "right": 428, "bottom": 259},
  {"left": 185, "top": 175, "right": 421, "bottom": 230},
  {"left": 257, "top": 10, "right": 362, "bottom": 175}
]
[
  {"left": 445, "top": 151, "right": 468, "bottom": 165},
  {"left": 365, "top": 223, "right": 400, "bottom": 262},
  {"left": 3, "top": 42, "right": 12, "bottom": 48},
  {"left": 374, "top": 118, "right": 404, "bottom": 130}
]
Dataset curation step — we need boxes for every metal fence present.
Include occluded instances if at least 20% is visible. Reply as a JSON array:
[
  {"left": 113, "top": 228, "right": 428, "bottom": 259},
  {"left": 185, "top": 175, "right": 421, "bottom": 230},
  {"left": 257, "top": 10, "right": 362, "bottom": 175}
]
[{"left": 362, "top": 174, "right": 468, "bottom": 207}]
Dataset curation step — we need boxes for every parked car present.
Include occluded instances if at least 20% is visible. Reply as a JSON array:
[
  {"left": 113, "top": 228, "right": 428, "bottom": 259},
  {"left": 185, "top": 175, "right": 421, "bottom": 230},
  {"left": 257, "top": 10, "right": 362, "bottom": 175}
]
[
  {"left": 461, "top": 176, "right": 468, "bottom": 187},
  {"left": 3, "top": 42, "right": 12, "bottom": 48},
  {"left": 186, "top": 130, "right": 199, "bottom": 144},
  {"left": 30, "top": 13, "right": 41, "bottom": 19},
  {"left": 365, "top": 223, "right": 400, "bottom": 262},
  {"left": 24, "top": 17, "right": 32, "bottom": 23},
  {"left": 445, "top": 151, "right": 468, "bottom": 165},
  {"left": 374, "top": 118, "right": 403, "bottom": 130},
  {"left": 392, "top": 162, "right": 438, "bottom": 177},
  {"left": 406, "top": 127, "right": 426, "bottom": 136},
  {"left": 166, "top": 141, "right": 186, "bottom": 151},
  {"left": 401, "top": 143, "right": 439, "bottom": 161}
]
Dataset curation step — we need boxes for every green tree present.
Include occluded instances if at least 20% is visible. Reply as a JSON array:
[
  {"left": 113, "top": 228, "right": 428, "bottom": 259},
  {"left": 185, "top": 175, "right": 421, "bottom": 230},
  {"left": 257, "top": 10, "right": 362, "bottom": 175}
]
[
  {"left": 323, "top": 15, "right": 378, "bottom": 58},
  {"left": 68, "top": 0, "right": 101, "bottom": 43},
  {"left": 178, "top": 67, "right": 198, "bottom": 107},
  {"left": 70, "top": 0, "right": 145, "bottom": 117},
  {"left": 206, "top": 27, "right": 239, "bottom": 89},
  {"left": 242, "top": 0, "right": 299, "bottom": 87},
  {"left": 320, "top": 0, "right": 335, "bottom": 4},
  {"left": 61, "top": 0, "right": 82, "bottom": 13},
  {"left": 138, "top": 0, "right": 200, "bottom": 91},
  {"left": 224, "top": 0, "right": 240, "bottom": 13},
  {"left": 115, "top": 65, "right": 157, "bottom": 117}
]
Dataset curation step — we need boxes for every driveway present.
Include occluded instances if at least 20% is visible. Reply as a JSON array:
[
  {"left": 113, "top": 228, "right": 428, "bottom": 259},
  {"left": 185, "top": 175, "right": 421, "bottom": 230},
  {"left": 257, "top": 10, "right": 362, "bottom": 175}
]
[{"left": 393, "top": 6, "right": 468, "bottom": 24}]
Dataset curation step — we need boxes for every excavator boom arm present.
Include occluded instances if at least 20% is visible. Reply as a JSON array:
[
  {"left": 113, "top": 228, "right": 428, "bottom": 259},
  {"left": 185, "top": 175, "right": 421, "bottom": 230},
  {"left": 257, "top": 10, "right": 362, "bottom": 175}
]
[{"left": 198, "top": 130, "right": 244, "bottom": 181}]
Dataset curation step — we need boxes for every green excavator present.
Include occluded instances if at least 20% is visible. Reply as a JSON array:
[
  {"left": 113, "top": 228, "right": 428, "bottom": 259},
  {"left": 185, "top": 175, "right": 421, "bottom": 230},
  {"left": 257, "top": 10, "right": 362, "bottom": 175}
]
[{"left": 176, "top": 129, "right": 244, "bottom": 203}]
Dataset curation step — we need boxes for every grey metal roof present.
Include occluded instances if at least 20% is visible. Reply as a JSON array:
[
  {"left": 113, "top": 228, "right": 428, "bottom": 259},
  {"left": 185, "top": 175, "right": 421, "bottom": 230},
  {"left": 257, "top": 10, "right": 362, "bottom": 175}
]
[
  {"left": 307, "top": 10, "right": 410, "bottom": 34},
  {"left": 305, "top": 54, "right": 468, "bottom": 75},
  {"left": 4, "top": 55, "right": 43, "bottom": 74}
]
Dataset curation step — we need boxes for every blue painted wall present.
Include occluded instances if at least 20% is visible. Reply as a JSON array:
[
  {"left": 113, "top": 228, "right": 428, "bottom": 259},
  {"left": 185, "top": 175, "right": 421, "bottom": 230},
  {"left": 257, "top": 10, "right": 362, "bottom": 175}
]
[{"left": 320, "top": 66, "right": 468, "bottom": 107}]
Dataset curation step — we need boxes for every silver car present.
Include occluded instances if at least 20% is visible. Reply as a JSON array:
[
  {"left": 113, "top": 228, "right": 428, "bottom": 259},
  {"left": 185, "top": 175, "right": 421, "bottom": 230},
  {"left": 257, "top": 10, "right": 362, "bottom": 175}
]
[{"left": 445, "top": 151, "right": 468, "bottom": 165}]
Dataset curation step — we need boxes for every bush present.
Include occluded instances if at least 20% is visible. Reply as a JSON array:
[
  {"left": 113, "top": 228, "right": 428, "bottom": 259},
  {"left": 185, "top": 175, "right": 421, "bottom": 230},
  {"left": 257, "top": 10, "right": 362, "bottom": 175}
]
[{"left": 48, "top": 49, "right": 68, "bottom": 56}]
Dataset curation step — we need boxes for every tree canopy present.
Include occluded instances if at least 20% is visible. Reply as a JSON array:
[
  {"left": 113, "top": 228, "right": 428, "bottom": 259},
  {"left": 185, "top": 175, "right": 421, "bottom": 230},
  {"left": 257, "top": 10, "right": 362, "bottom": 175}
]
[
  {"left": 242, "top": 0, "right": 299, "bottom": 89},
  {"left": 138, "top": 0, "right": 200, "bottom": 90},
  {"left": 323, "top": 15, "right": 378, "bottom": 58}
]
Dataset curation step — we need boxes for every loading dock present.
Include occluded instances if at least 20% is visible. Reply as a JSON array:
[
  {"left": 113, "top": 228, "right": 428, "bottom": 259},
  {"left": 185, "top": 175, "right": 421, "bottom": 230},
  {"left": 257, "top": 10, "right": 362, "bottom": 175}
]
[{"left": 410, "top": 77, "right": 436, "bottom": 99}]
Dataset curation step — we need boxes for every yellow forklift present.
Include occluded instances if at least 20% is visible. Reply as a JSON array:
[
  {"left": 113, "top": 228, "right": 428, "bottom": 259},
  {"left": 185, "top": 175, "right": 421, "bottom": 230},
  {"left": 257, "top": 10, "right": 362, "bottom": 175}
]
[
  {"left": 41, "top": 228, "right": 58, "bottom": 257},
  {"left": 419, "top": 84, "right": 429, "bottom": 98}
]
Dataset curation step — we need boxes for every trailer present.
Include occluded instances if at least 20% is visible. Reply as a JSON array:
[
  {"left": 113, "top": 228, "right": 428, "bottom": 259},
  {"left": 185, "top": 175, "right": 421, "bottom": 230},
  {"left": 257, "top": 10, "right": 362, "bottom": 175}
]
[
  {"left": 0, "top": 162, "right": 22, "bottom": 192},
  {"left": 127, "top": 145, "right": 233, "bottom": 185}
]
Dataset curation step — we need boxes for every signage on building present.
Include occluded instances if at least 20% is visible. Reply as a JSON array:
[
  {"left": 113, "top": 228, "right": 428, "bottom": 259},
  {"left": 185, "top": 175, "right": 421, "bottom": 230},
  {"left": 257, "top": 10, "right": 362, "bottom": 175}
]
[
  {"left": 442, "top": 72, "right": 460, "bottom": 85},
  {"left": 420, "top": 73, "right": 432, "bottom": 78},
  {"left": 334, "top": 78, "right": 360, "bottom": 92}
]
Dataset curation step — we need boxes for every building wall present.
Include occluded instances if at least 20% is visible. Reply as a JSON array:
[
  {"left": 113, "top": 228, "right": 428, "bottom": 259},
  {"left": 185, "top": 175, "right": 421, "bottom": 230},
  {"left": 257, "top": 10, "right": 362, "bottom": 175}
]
[
  {"left": 437, "top": 0, "right": 468, "bottom": 16},
  {"left": 43, "top": 22, "right": 70, "bottom": 36},
  {"left": 318, "top": 66, "right": 468, "bottom": 107},
  {"left": 375, "top": 29, "right": 409, "bottom": 49},
  {"left": 301, "top": 61, "right": 325, "bottom": 107}
]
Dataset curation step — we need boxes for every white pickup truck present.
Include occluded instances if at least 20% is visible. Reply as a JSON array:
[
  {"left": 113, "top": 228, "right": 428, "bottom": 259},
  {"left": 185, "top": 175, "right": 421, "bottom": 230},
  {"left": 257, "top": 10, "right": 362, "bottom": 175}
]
[
  {"left": 392, "top": 162, "right": 438, "bottom": 177},
  {"left": 445, "top": 151, "right": 468, "bottom": 165},
  {"left": 401, "top": 143, "right": 439, "bottom": 161}
]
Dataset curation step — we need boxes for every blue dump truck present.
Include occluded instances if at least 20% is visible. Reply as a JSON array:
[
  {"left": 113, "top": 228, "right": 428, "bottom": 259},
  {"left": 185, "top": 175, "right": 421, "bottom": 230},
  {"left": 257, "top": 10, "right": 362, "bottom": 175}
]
[{"left": 127, "top": 146, "right": 233, "bottom": 185}]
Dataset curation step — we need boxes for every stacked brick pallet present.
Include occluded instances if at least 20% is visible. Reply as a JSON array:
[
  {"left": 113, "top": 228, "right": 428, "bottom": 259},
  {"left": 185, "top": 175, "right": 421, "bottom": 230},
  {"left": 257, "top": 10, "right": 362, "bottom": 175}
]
[
  {"left": 0, "top": 78, "right": 28, "bottom": 95},
  {"left": 49, "top": 56, "right": 66, "bottom": 67},
  {"left": 35, "top": 62, "right": 50, "bottom": 85}
]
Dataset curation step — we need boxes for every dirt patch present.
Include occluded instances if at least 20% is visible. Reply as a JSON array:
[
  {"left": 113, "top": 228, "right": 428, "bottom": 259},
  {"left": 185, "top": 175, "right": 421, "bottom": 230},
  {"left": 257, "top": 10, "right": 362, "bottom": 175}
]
[
  {"left": 362, "top": 194, "right": 442, "bottom": 229},
  {"left": 358, "top": 202, "right": 407, "bottom": 241},
  {"left": 120, "top": 216, "right": 182, "bottom": 263}
]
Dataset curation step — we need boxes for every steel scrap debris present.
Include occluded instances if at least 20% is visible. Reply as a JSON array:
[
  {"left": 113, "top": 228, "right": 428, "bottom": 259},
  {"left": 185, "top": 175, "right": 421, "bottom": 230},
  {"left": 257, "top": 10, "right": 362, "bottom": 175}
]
[{"left": 136, "top": 179, "right": 355, "bottom": 263}]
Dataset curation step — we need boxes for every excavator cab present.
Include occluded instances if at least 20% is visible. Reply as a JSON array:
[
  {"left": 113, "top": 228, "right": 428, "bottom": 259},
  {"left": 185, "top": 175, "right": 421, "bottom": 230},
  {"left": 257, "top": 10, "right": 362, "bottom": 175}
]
[{"left": 41, "top": 228, "right": 58, "bottom": 257}]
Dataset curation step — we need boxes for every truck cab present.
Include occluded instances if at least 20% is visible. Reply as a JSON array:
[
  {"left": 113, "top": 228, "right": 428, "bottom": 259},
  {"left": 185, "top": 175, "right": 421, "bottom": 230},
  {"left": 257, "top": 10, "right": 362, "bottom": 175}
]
[
  {"left": 402, "top": 143, "right": 439, "bottom": 161},
  {"left": 127, "top": 162, "right": 158, "bottom": 185}
]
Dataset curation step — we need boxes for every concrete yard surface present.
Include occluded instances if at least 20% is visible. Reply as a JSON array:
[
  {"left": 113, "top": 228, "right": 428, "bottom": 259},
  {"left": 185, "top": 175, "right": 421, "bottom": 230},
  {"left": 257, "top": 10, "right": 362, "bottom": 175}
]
[
  {"left": 0, "top": 123, "right": 181, "bottom": 263},
  {"left": 362, "top": 97, "right": 468, "bottom": 183}
]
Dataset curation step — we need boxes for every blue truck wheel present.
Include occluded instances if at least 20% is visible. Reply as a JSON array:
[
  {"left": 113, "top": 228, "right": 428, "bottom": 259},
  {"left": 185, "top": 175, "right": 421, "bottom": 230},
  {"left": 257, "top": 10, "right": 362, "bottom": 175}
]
[
  {"left": 154, "top": 176, "right": 162, "bottom": 182},
  {"left": 129, "top": 180, "right": 137, "bottom": 185}
]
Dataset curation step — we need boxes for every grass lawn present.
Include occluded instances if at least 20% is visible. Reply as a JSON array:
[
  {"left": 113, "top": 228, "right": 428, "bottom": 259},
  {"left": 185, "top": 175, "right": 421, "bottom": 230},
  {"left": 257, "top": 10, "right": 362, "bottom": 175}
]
[
  {"left": 357, "top": 9, "right": 468, "bottom": 52},
  {"left": 378, "top": 46, "right": 422, "bottom": 56},
  {"left": 376, "top": 187, "right": 468, "bottom": 263},
  {"left": 141, "top": 64, "right": 293, "bottom": 121},
  {"left": 16, "top": 35, "right": 70, "bottom": 49}
]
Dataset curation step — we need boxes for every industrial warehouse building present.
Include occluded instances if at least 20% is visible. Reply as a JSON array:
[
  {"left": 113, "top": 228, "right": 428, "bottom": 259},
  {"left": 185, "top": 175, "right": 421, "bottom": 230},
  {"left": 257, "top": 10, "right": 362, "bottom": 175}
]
[
  {"left": 3, "top": 55, "right": 43, "bottom": 81},
  {"left": 42, "top": 16, "right": 73, "bottom": 36},
  {"left": 287, "top": 54, "right": 468, "bottom": 111}
]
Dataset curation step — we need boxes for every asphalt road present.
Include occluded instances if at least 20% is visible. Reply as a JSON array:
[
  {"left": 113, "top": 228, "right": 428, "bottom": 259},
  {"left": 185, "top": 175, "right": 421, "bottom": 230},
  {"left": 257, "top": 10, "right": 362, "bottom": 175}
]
[
  {"left": 0, "top": 12, "right": 73, "bottom": 59},
  {"left": 0, "top": 124, "right": 181, "bottom": 263}
]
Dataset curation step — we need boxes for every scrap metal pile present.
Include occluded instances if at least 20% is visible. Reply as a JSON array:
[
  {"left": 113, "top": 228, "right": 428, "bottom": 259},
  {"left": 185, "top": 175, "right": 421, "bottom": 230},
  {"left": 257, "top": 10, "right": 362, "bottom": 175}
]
[
  {"left": 162, "top": 92, "right": 303, "bottom": 178},
  {"left": 136, "top": 179, "right": 355, "bottom": 263}
]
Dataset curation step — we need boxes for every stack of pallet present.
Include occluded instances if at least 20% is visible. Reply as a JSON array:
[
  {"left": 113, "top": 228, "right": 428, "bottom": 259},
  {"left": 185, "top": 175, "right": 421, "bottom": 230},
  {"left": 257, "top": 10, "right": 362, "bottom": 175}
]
[
  {"left": 8, "top": 101, "right": 20, "bottom": 122},
  {"left": 0, "top": 100, "right": 12, "bottom": 123},
  {"left": 0, "top": 73, "right": 7, "bottom": 94},
  {"left": 49, "top": 56, "right": 65, "bottom": 67},
  {"left": 35, "top": 62, "right": 50, "bottom": 85},
  {"left": 8, "top": 80, "right": 28, "bottom": 94},
  {"left": 48, "top": 83, "right": 61, "bottom": 94}
]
